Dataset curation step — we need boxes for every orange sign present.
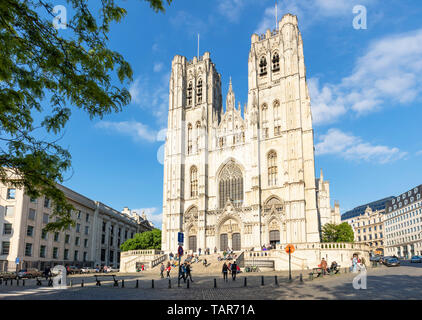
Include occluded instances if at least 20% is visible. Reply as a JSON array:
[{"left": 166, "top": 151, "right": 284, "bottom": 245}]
[{"left": 285, "top": 244, "right": 295, "bottom": 254}]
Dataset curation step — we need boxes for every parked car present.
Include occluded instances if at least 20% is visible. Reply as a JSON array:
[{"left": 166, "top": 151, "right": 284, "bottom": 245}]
[
  {"left": 17, "top": 269, "right": 42, "bottom": 279},
  {"left": 410, "top": 256, "right": 422, "bottom": 263},
  {"left": 81, "top": 267, "right": 94, "bottom": 273},
  {"left": 0, "top": 272, "right": 17, "bottom": 280},
  {"left": 380, "top": 256, "right": 395, "bottom": 265},
  {"left": 370, "top": 255, "right": 381, "bottom": 262},
  {"left": 66, "top": 266, "right": 82, "bottom": 275},
  {"left": 385, "top": 258, "right": 400, "bottom": 267}
]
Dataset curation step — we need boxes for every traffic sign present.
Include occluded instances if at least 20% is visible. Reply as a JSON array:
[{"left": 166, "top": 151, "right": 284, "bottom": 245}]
[
  {"left": 285, "top": 244, "right": 295, "bottom": 254},
  {"left": 178, "top": 245, "right": 184, "bottom": 256},
  {"left": 178, "top": 232, "right": 184, "bottom": 244},
  {"left": 15, "top": 257, "right": 19, "bottom": 265}
]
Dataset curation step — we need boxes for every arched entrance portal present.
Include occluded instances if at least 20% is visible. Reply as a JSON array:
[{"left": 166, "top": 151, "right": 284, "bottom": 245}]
[
  {"left": 269, "top": 230, "right": 280, "bottom": 248},
  {"left": 189, "top": 236, "right": 197, "bottom": 252},
  {"left": 220, "top": 234, "right": 228, "bottom": 251},
  {"left": 232, "top": 233, "right": 241, "bottom": 251}
]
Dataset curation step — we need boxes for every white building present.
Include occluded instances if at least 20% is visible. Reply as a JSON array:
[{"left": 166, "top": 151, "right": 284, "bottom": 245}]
[
  {"left": 0, "top": 182, "right": 153, "bottom": 272},
  {"left": 384, "top": 185, "right": 422, "bottom": 258},
  {"left": 161, "top": 14, "right": 341, "bottom": 254}
]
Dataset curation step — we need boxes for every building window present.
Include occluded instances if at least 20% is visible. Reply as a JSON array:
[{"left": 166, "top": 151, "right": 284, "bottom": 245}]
[
  {"left": 197, "top": 78, "right": 203, "bottom": 104},
  {"left": 54, "top": 232, "right": 59, "bottom": 242},
  {"left": 109, "top": 250, "right": 114, "bottom": 263},
  {"left": 218, "top": 161, "right": 243, "bottom": 208},
  {"left": 76, "top": 223, "right": 80, "bottom": 233},
  {"left": 25, "top": 243, "right": 32, "bottom": 256},
  {"left": 65, "top": 234, "right": 70, "bottom": 244},
  {"left": 43, "top": 213, "right": 49, "bottom": 224},
  {"left": 53, "top": 247, "right": 58, "bottom": 259},
  {"left": 75, "top": 237, "right": 80, "bottom": 246},
  {"left": 64, "top": 249, "right": 69, "bottom": 260},
  {"left": 261, "top": 103, "right": 268, "bottom": 123},
  {"left": 85, "top": 226, "right": 89, "bottom": 235},
  {"left": 101, "top": 234, "right": 105, "bottom": 244},
  {"left": 84, "top": 238, "right": 88, "bottom": 248},
  {"left": 40, "top": 245, "right": 46, "bottom": 258},
  {"left": 274, "top": 126, "right": 281, "bottom": 136},
  {"left": 102, "top": 221, "right": 106, "bottom": 232},
  {"left": 190, "top": 166, "right": 198, "bottom": 197},
  {"left": 74, "top": 250, "right": 79, "bottom": 261},
  {"left": 101, "top": 249, "right": 106, "bottom": 262},
  {"left": 77, "top": 210, "right": 81, "bottom": 219},
  {"left": 187, "top": 81, "right": 193, "bottom": 107},
  {"left": 259, "top": 56, "right": 267, "bottom": 76},
  {"left": 44, "top": 197, "right": 50, "bottom": 208},
  {"left": 1, "top": 241, "right": 10, "bottom": 255},
  {"left": 272, "top": 52, "right": 280, "bottom": 71},
  {"left": 268, "top": 151, "right": 278, "bottom": 186},
  {"left": 6, "top": 188, "right": 16, "bottom": 200},
  {"left": 28, "top": 209, "right": 36, "bottom": 221},
  {"left": 187, "top": 123, "right": 193, "bottom": 154},
  {"left": 83, "top": 252, "right": 87, "bottom": 262},
  {"left": 3, "top": 223, "right": 12, "bottom": 235},
  {"left": 26, "top": 226, "right": 34, "bottom": 237},
  {"left": 86, "top": 213, "right": 90, "bottom": 223},
  {"left": 41, "top": 229, "right": 48, "bottom": 240}
]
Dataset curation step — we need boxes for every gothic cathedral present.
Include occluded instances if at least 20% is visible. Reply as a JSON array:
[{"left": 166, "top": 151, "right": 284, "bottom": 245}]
[{"left": 162, "top": 14, "right": 341, "bottom": 253}]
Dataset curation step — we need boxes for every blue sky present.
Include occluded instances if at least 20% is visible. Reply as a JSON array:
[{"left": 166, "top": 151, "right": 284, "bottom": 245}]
[{"left": 56, "top": 0, "right": 422, "bottom": 227}]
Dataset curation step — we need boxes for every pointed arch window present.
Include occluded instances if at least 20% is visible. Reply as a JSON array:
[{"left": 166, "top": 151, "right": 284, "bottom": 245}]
[
  {"left": 218, "top": 161, "right": 243, "bottom": 208},
  {"left": 197, "top": 79, "right": 203, "bottom": 104},
  {"left": 196, "top": 121, "right": 201, "bottom": 152},
  {"left": 272, "top": 52, "right": 280, "bottom": 72},
  {"left": 187, "top": 81, "right": 193, "bottom": 107},
  {"left": 273, "top": 100, "right": 281, "bottom": 136},
  {"left": 268, "top": 151, "right": 278, "bottom": 186},
  {"left": 187, "top": 123, "right": 192, "bottom": 154},
  {"left": 190, "top": 166, "right": 198, "bottom": 197},
  {"left": 259, "top": 57, "right": 267, "bottom": 76}
]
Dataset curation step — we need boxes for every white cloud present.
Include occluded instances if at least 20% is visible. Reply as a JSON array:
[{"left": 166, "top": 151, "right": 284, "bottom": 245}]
[
  {"left": 153, "top": 62, "right": 164, "bottom": 73},
  {"left": 310, "top": 28, "right": 422, "bottom": 124},
  {"left": 129, "top": 74, "right": 170, "bottom": 121},
  {"left": 315, "top": 128, "right": 407, "bottom": 164},
  {"left": 255, "top": 0, "right": 375, "bottom": 33},
  {"left": 132, "top": 207, "right": 162, "bottom": 228},
  {"left": 95, "top": 121, "right": 157, "bottom": 143},
  {"left": 217, "top": 0, "right": 248, "bottom": 23}
]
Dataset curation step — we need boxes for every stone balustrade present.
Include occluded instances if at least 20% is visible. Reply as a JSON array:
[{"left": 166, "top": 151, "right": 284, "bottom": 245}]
[{"left": 121, "top": 249, "right": 164, "bottom": 257}]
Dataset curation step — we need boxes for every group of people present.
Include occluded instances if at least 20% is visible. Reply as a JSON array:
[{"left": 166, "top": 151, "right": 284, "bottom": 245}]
[
  {"left": 160, "top": 261, "right": 194, "bottom": 282},
  {"left": 222, "top": 260, "right": 239, "bottom": 281},
  {"left": 318, "top": 258, "right": 339, "bottom": 275},
  {"left": 350, "top": 254, "right": 366, "bottom": 273}
]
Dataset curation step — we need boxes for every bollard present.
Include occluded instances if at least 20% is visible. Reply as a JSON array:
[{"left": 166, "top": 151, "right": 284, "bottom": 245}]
[
  {"left": 244, "top": 277, "right": 247, "bottom": 287},
  {"left": 121, "top": 280, "right": 125, "bottom": 288},
  {"left": 10, "top": 279, "right": 13, "bottom": 286},
  {"left": 81, "top": 280, "right": 84, "bottom": 287},
  {"left": 187, "top": 279, "right": 190, "bottom": 289},
  {"left": 214, "top": 278, "right": 217, "bottom": 288},
  {"left": 168, "top": 279, "right": 171, "bottom": 289},
  {"left": 16, "top": 279, "right": 19, "bottom": 286},
  {"left": 136, "top": 280, "right": 139, "bottom": 289},
  {"left": 151, "top": 279, "right": 154, "bottom": 289},
  {"left": 22, "top": 279, "right": 25, "bottom": 286},
  {"left": 309, "top": 273, "right": 313, "bottom": 281},
  {"left": 261, "top": 276, "right": 264, "bottom": 286},
  {"left": 0, "top": 279, "right": 2, "bottom": 285},
  {"left": 274, "top": 276, "right": 278, "bottom": 286},
  {"left": 5, "top": 279, "right": 7, "bottom": 286},
  {"left": 300, "top": 273, "right": 303, "bottom": 283},
  {"left": 70, "top": 280, "right": 73, "bottom": 287}
]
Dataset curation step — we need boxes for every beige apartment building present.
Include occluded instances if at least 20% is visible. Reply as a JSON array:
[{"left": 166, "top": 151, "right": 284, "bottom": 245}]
[
  {"left": 0, "top": 183, "right": 154, "bottom": 272},
  {"left": 344, "top": 206, "right": 385, "bottom": 255}
]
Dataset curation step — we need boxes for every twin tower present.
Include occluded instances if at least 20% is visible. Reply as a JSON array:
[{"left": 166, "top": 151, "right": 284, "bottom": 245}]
[{"left": 162, "top": 14, "right": 340, "bottom": 253}]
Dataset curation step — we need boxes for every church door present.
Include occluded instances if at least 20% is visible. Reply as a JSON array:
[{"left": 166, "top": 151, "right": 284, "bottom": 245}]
[
  {"left": 232, "top": 233, "right": 241, "bottom": 251},
  {"left": 189, "top": 236, "right": 197, "bottom": 252},
  {"left": 220, "top": 234, "right": 228, "bottom": 251},
  {"left": 269, "top": 230, "right": 280, "bottom": 248}
]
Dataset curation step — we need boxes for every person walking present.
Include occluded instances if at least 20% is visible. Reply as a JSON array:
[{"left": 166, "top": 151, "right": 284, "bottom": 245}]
[
  {"left": 186, "top": 263, "right": 193, "bottom": 282},
  {"left": 222, "top": 262, "right": 229, "bottom": 282},
  {"left": 198, "top": 248, "right": 202, "bottom": 256},
  {"left": 178, "top": 264, "right": 186, "bottom": 283},
  {"left": 166, "top": 264, "right": 171, "bottom": 278},
  {"left": 231, "top": 260, "right": 238, "bottom": 281},
  {"left": 160, "top": 263, "right": 165, "bottom": 278},
  {"left": 320, "top": 258, "right": 327, "bottom": 275}
]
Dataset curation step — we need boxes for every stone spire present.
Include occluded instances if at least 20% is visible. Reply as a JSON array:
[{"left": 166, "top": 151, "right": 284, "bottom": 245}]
[{"left": 226, "top": 77, "right": 235, "bottom": 111}]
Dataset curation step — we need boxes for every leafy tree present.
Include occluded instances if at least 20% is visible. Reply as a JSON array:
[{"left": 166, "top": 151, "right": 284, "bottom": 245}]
[
  {"left": 0, "top": 0, "right": 172, "bottom": 231},
  {"left": 321, "top": 222, "right": 354, "bottom": 243},
  {"left": 120, "top": 229, "right": 161, "bottom": 252}
]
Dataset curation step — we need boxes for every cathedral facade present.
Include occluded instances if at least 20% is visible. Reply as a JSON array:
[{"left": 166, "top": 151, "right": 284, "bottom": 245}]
[{"left": 161, "top": 14, "right": 340, "bottom": 254}]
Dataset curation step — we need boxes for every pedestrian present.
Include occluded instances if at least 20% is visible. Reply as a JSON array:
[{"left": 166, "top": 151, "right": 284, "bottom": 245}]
[
  {"left": 186, "top": 263, "right": 193, "bottom": 282},
  {"left": 166, "top": 265, "right": 171, "bottom": 278},
  {"left": 178, "top": 264, "right": 185, "bottom": 283},
  {"left": 160, "top": 263, "right": 165, "bottom": 278},
  {"left": 198, "top": 248, "right": 202, "bottom": 256},
  {"left": 203, "top": 258, "right": 207, "bottom": 267},
  {"left": 222, "top": 262, "right": 228, "bottom": 282},
  {"left": 141, "top": 264, "right": 145, "bottom": 271},
  {"left": 231, "top": 260, "right": 238, "bottom": 280},
  {"left": 214, "top": 246, "right": 217, "bottom": 254},
  {"left": 228, "top": 262, "right": 232, "bottom": 274},
  {"left": 320, "top": 258, "right": 327, "bottom": 275}
]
